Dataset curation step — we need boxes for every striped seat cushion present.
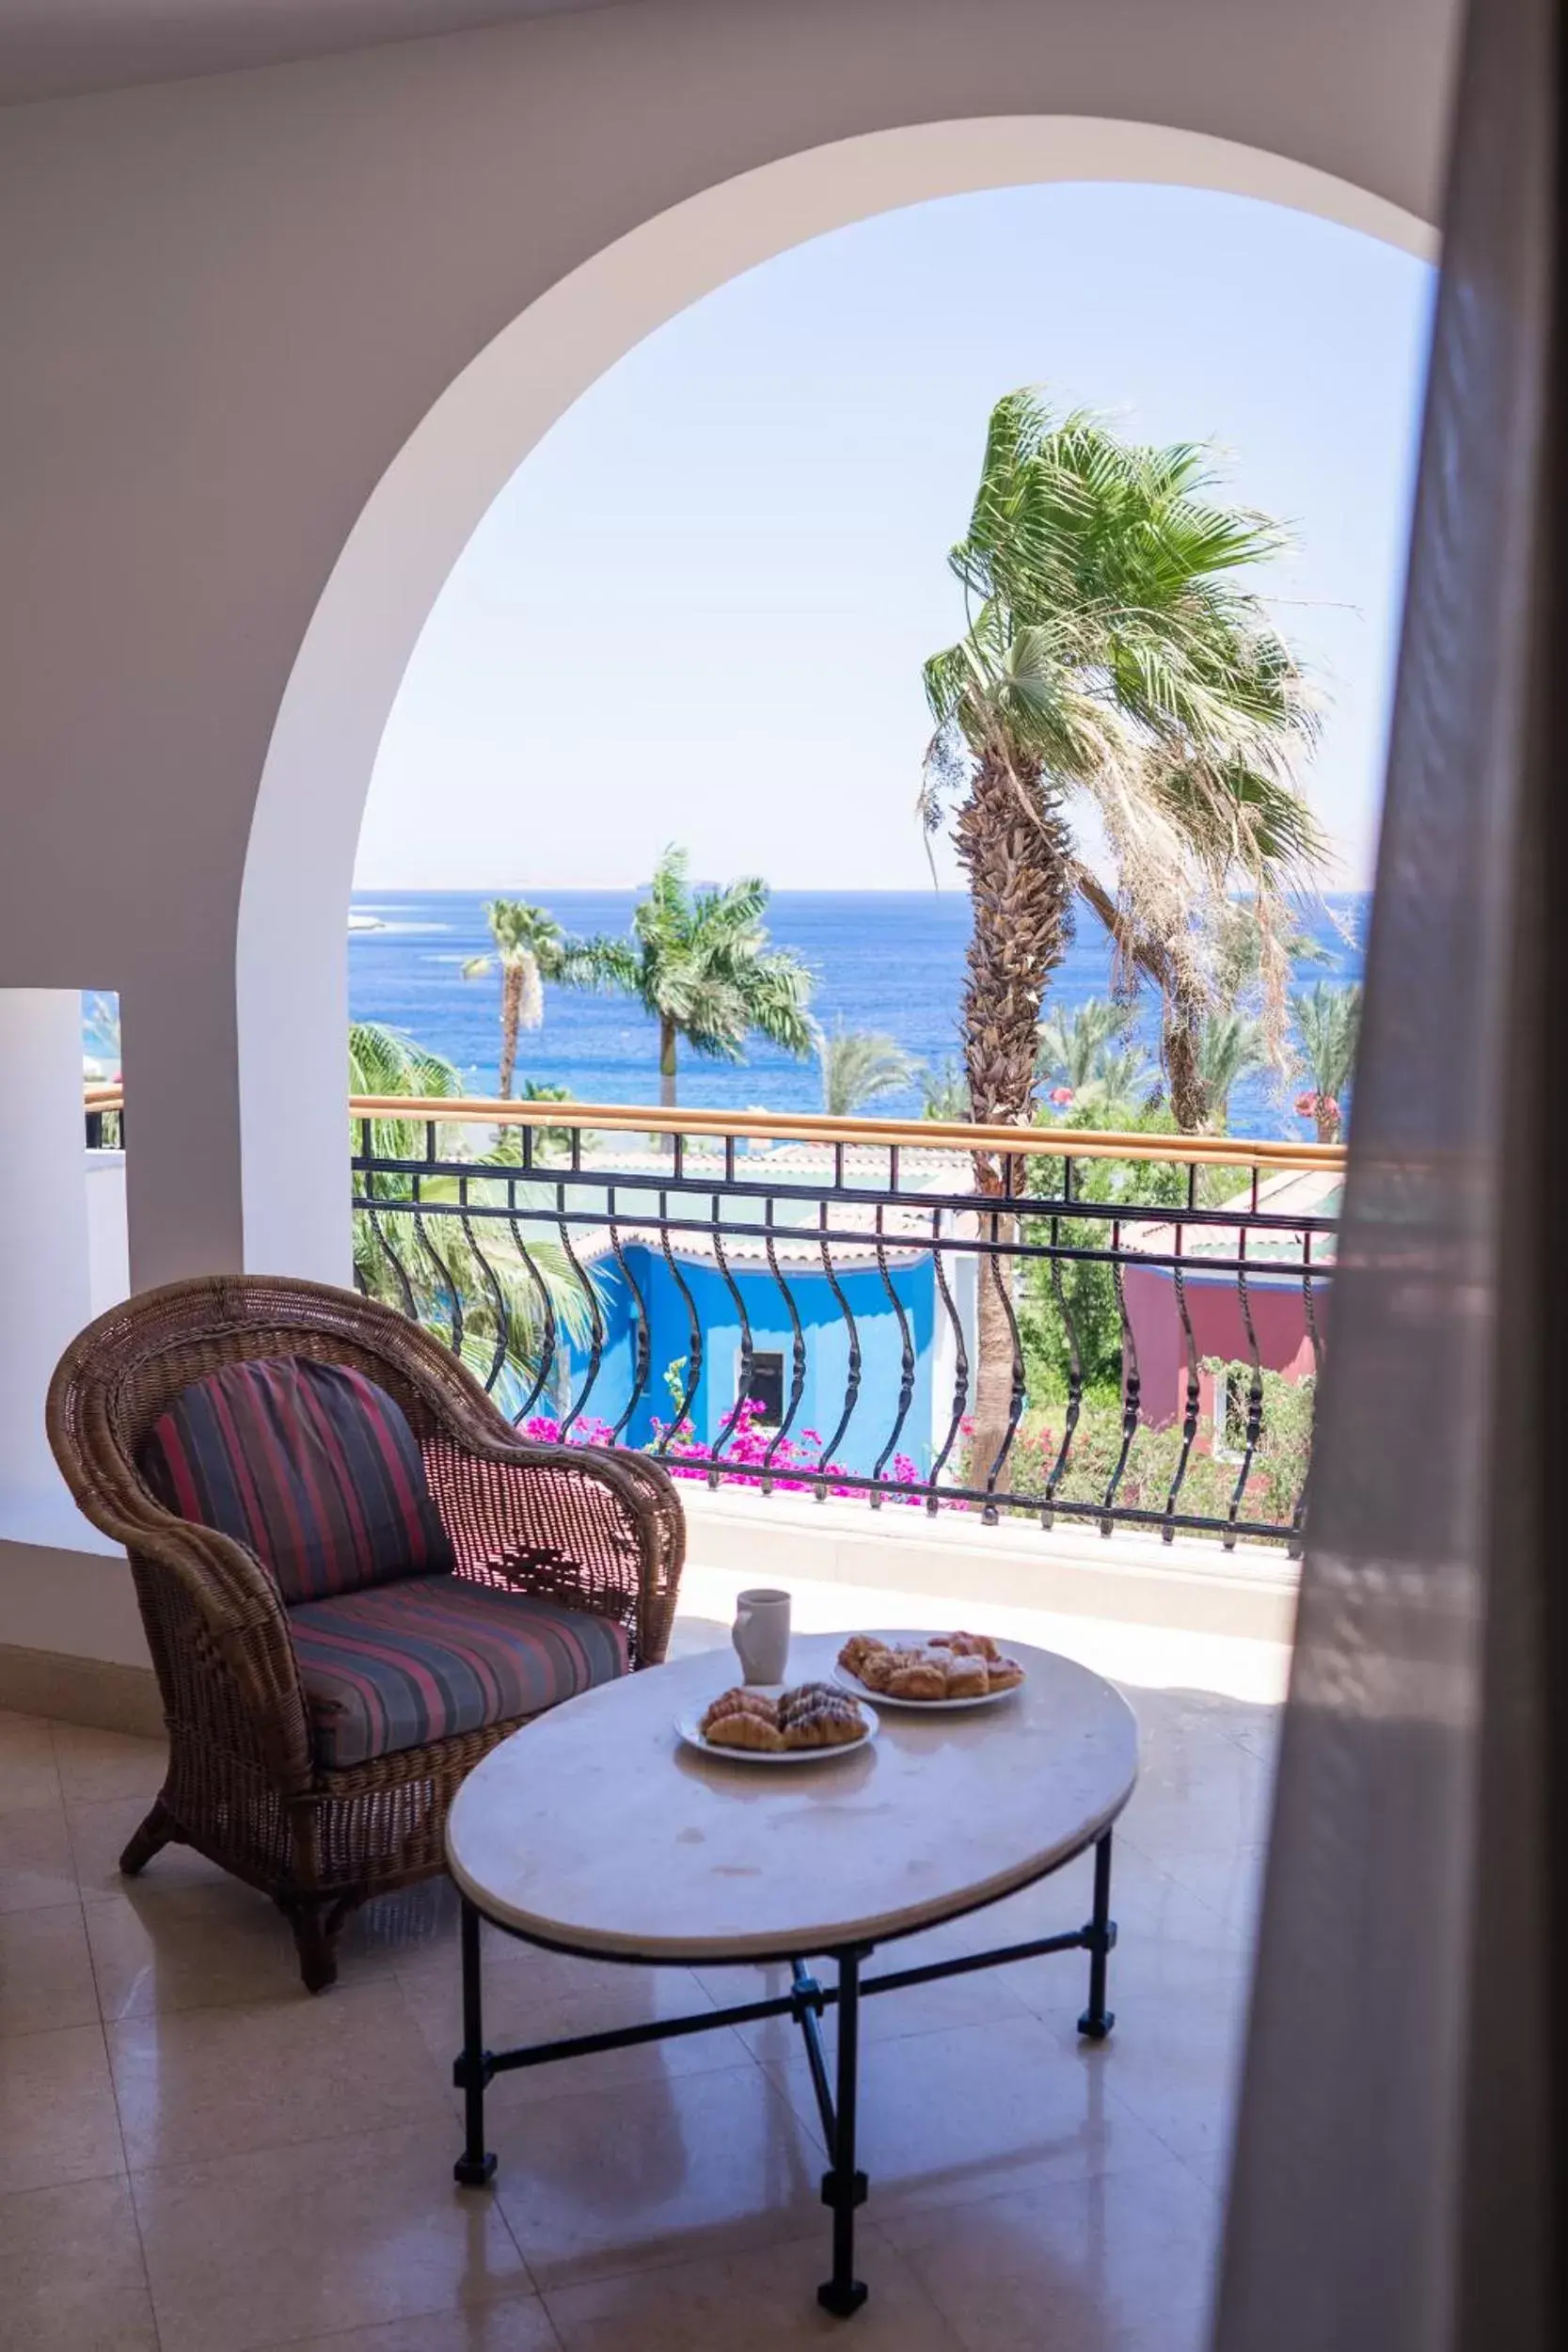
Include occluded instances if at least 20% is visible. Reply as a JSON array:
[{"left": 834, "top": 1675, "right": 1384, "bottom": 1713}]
[
  {"left": 288, "top": 1575, "right": 629, "bottom": 1769},
  {"left": 137, "top": 1357, "right": 452, "bottom": 1606}
]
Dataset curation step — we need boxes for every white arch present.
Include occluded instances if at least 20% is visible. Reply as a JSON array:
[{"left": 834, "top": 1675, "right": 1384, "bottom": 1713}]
[{"left": 238, "top": 112, "right": 1434, "bottom": 1281}]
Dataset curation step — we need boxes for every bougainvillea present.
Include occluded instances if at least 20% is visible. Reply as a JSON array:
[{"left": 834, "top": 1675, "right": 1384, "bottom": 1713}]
[{"left": 517, "top": 1400, "right": 923, "bottom": 1502}]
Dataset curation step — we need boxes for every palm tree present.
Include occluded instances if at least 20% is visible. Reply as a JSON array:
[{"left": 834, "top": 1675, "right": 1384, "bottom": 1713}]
[
  {"left": 349, "top": 1022, "right": 592, "bottom": 1403},
  {"left": 462, "top": 898, "right": 566, "bottom": 1099},
  {"left": 920, "top": 1058, "right": 971, "bottom": 1122},
  {"left": 1086, "top": 769, "right": 1331, "bottom": 1132},
  {"left": 1036, "top": 998, "right": 1132, "bottom": 1097},
  {"left": 922, "top": 391, "right": 1320, "bottom": 1467},
  {"left": 817, "top": 1024, "right": 919, "bottom": 1118},
  {"left": 1291, "top": 980, "right": 1362, "bottom": 1141},
  {"left": 562, "top": 847, "right": 815, "bottom": 1108},
  {"left": 1196, "top": 1009, "right": 1269, "bottom": 1135}
]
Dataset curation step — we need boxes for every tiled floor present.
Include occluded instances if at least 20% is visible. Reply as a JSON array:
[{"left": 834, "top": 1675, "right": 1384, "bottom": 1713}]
[{"left": 0, "top": 1588, "right": 1280, "bottom": 2351}]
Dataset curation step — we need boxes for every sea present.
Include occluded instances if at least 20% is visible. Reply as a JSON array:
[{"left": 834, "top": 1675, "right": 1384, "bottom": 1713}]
[{"left": 349, "top": 888, "right": 1368, "bottom": 1142}]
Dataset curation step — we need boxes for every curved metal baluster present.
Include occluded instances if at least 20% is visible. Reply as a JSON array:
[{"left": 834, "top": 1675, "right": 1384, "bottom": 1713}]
[
  {"left": 810, "top": 1200, "right": 862, "bottom": 1496},
  {"left": 759, "top": 1198, "right": 808, "bottom": 1492},
  {"left": 1226, "top": 1192, "right": 1267, "bottom": 1548},
  {"left": 707, "top": 1198, "right": 755, "bottom": 1475},
  {"left": 1161, "top": 1188, "right": 1204, "bottom": 1542},
  {"left": 554, "top": 1178, "right": 605, "bottom": 1441},
  {"left": 654, "top": 1191, "right": 704, "bottom": 1456},
  {"left": 364, "top": 1198, "right": 420, "bottom": 1322},
  {"left": 351, "top": 1120, "right": 379, "bottom": 1301},
  {"left": 1098, "top": 1218, "right": 1142, "bottom": 1535},
  {"left": 978, "top": 1184, "right": 1026, "bottom": 1526},
  {"left": 1289, "top": 1227, "right": 1327, "bottom": 1554},
  {"left": 454, "top": 1175, "right": 511, "bottom": 1396},
  {"left": 927, "top": 1207, "right": 971, "bottom": 1515},
  {"left": 1042, "top": 1180, "right": 1086, "bottom": 1527},
  {"left": 869, "top": 1204, "right": 916, "bottom": 1503},
  {"left": 410, "top": 1185, "right": 465, "bottom": 1361},
  {"left": 503, "top": 1197, "right": 560, "bottom": 1423},
  {"left": 604, "top": 1188, "right": 652, "bottom": 1444}
]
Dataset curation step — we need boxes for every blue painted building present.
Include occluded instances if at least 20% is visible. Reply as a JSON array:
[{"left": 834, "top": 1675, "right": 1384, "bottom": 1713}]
[{"left": 563, "top": 1240, "right": 940, "bottom": 1479}]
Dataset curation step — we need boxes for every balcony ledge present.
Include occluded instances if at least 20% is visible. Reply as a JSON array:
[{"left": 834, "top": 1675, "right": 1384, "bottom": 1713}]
[{"left": 678, "top": 1478, "right": 1298, "bottom": 1649}]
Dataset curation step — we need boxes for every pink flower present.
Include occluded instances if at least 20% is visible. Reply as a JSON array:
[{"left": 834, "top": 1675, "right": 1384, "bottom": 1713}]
[
  {"left": 1049, "top": 1085, "right": 1074, "bottom": 1107},
  {"left": 1293, "top": 1090, "right": 1318, "bottom": 1117}
]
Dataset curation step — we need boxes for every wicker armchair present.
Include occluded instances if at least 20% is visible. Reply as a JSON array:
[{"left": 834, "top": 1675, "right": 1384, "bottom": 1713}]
[{"left": 47, "top": 1274, "right": 685, "bottom": 1990}]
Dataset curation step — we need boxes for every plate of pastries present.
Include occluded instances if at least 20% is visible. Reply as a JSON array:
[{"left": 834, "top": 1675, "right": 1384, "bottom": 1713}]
[
  {"left": 677, "top": 1680, "right": 878, "bottom": 1764},
  {"left": 832, "top": 1630, "right": 1026, "bottom": 1709}
]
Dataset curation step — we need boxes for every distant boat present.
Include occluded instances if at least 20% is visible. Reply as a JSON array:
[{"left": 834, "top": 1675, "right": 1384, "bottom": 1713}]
[{"left": 349, "top": 913, "right": 385, "bottom": 932}]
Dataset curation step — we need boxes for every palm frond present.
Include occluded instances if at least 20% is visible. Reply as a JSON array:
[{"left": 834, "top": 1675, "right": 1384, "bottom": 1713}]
[
  {"left": 1291, "top": 980, "right": 1362, "bottom": 1099},
  {"left": 817, "top": 1024, "right": 921, "bottom": 1117}
]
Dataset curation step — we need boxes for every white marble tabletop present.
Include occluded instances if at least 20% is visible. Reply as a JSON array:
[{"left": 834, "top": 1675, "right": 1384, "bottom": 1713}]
[{"left": 445, "top": 1632, "right": 1138, "bottom": 1963}]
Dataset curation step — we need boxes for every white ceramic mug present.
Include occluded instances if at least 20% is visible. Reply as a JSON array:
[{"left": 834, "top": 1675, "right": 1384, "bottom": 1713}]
[{"left": 733, "top": 1587, "right": 791, "bottom": 1685}]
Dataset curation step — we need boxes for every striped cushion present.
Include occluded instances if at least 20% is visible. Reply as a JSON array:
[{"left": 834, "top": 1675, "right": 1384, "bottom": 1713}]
[
  {"left": 288, "top": 1576, "right": 628, "bottom": 1769},
  {"left": 137, "top": 1357, "right": 452, "bottom": 1605}
]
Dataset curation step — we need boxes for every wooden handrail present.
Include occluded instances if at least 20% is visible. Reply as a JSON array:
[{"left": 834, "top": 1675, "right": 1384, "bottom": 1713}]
[
  {"left": 353, "top": 1095, "right": 1345, "bottom": 1173},
  {"left": 86, "top": 1081, "right": 1346, "bottom": 1174}
]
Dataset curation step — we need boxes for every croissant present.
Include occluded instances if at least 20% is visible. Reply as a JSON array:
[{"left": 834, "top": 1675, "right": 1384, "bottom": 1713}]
[
  {"left": 701, "top": 1688, "right": 779, "bottom": 1738},
  {"left": 942, "top": 1654, "right": 990, "bottom": 1699},
  {"left": 985, "top": 1656, "right": 1025, "bottom": 1691},
  {"left": 776, "top": 1680, "right": 845, "bottom": 1729},
  {"left": 705, "top": 1709, "right": 786, "bottom": 1752},
  {"left": 782, "top": 1695, "right": 866, "bottom": 1748}
]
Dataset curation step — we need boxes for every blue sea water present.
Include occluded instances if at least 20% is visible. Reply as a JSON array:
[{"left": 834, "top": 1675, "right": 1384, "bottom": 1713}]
[{"left": 349, "top": 887, "right": 1367, "bottom": 1140}]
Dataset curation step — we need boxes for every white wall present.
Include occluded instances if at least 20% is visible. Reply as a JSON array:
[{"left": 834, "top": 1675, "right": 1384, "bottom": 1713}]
[
  {"left": 85, "top": 1152, "right": 130, "bottom": 1318},
  {"left": 0, "top": 993, "right": 97, "bottom": 1545}
]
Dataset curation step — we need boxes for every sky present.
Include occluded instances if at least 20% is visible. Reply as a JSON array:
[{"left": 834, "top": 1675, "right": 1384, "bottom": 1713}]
[{"left": 356, "top": 181, "right": 1435, "bottom": 897}]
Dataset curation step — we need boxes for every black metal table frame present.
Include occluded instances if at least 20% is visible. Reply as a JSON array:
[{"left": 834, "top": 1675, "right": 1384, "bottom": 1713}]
[{"left": 452, "top": 1824, "right": 1118, "bottom": 2318}]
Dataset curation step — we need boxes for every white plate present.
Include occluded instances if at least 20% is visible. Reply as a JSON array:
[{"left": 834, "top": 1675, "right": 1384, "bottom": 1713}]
[
  {"left": 832, "top": 1635, "right": 1026, "bottom": 1712},
  {"left": 674, "top": 1704, "right": 879, "bottom": 1766}
]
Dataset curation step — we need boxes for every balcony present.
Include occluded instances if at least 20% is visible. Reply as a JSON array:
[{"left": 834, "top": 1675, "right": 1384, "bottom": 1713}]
[
  {"left": 0, "top": 1549, "right": 1278, "bottom": 2350},
  {"left": 340, "top": 1094, "right": 1333, "bottom": 1645},
  {"left": 0, "top": 1087, "right": 1294, "bottom": 2344}
]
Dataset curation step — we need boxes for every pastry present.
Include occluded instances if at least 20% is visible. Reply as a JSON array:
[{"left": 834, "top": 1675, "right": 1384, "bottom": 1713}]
[
  {"left": 781, "top": 1692, "right": 866, "bottom": 1748},
  {"left": 985, "top": 1655, "right": 1025, "bottom": 1691},
  {"left": 705, "top": 1708, "right": 786, "bottom": 1752},
  {"left": 884, "top": 1657, "right": 947, "bottom": 1701},
  {"left": 942, "top": 1653, "right": 990, "bottom": 1699},
  {"left": 700, "top": 1688, "right": 778, "bottom": 1738},
  {"left": 854, "top": 1645, "right": 903, "bottom": 1692},
  {"left": 929, "top": 1630, "right": 1002, "bottom": 1661},
  {"left": 776, "top": 1680, "right": 844, "bottom": 1728},
  {"left": 837, "top": 1634, "right": 888, "bottom": 1678}
]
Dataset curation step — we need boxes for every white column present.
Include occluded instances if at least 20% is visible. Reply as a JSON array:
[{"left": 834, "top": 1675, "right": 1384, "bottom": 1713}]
[{"left": 0, "top": 991, "right": 95, "bottom": 1541}]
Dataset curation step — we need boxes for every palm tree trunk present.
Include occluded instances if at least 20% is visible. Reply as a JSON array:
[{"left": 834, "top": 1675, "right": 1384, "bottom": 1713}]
[
  {"left": 956, "top": 751, "right": 1072, "bottom": 1493},
  {"left": 498, "top": 962, "right": 523, "bottom": 1099},
  {"left": 658, "top": 1016, "right": 678, "bottom": 1110},
  {"left": 1315, "top": 1098, "right": 1340, "bottom": 1144},
  {"left": 1163, "top": 992, "right": 1211, "bottom": 1133}
]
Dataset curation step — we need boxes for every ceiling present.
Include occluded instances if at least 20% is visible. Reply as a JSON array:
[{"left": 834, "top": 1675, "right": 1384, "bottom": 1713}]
[{"left": 0, "top": 1, "right": 630, "bottom": 104}]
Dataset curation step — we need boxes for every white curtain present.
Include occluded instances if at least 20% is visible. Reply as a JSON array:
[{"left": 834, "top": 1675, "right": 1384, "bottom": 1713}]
[{"left": 1212, "top": 0, "right": 1560, "bottom": 2344}]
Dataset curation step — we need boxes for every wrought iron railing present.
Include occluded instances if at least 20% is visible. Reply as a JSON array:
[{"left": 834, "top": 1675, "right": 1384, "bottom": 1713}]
[
  {"left": 84, "top": 1085, "right": 123, "bottom": 1151},
  {"left": 350, "top": 1099, "right": 1342, "bottom": 1553}
]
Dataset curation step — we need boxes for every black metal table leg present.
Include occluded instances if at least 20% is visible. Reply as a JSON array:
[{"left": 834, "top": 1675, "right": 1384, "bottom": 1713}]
[
  {"left": 817, "top": 1946, "right": 870, "bottom": 2317},
  {"left": 1077, "top": 1830, "right": 1117, "bottom": 2041},
  {"left": 452, "top": 1897, "right": 498, "bottom": 2186}
]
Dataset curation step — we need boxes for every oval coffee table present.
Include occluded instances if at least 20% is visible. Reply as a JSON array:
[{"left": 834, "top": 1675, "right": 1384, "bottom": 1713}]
[{"left": 445, "top": 1632, "right": 1138, "bottom": 2317}]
